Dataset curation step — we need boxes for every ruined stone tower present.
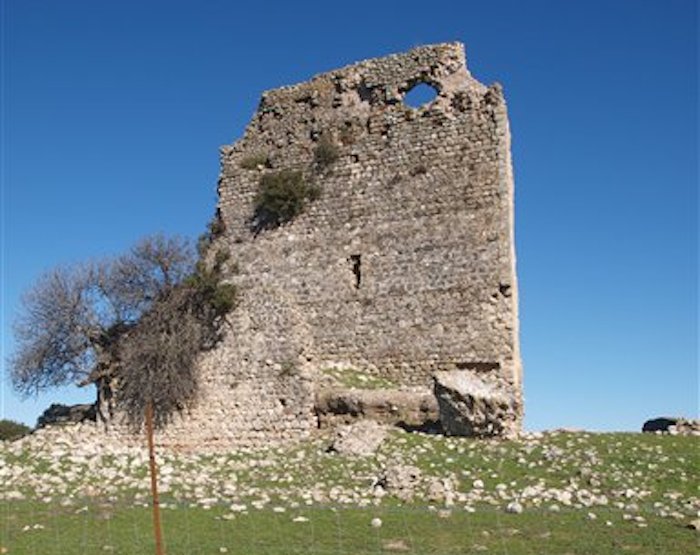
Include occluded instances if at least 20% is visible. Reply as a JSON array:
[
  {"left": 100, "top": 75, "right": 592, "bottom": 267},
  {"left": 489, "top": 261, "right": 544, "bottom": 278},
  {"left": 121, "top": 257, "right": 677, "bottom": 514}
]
[{"left": 155, "top": 42, "right": 522, "bottom": 448}]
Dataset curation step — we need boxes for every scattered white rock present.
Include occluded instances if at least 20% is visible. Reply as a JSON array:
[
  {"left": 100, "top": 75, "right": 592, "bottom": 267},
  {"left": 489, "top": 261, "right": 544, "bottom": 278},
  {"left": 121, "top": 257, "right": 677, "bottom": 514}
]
[
  {"left": 505, "top": 501, "right": 523, "bottom": 514},
  {"left": 331, "top": 421, "right": 388, "bottom": 456}
]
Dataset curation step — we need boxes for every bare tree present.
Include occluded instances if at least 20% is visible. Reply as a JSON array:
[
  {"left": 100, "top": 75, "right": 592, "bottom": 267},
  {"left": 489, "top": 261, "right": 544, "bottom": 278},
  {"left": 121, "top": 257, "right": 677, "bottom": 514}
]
[
  {"left": 11, "top": 263, "right": 99, "bottom": 394},
  {"left": 103, "top": 234, "right": 195, "bottom": 316},
  {"left": 9, "top": 234, "right": 200, "bottom": 417},
  {"left": 11, "top": 233, "right": 235, "bottom": 555}
]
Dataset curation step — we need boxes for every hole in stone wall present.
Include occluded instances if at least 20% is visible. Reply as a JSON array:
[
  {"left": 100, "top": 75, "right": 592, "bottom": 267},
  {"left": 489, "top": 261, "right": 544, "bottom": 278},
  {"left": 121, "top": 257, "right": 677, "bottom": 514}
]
[
  {"left": 349, "top": 254, "right": 362, "bottom": 289},
  {"left": 357, "top": 82, "right": 373, "bottom": 103},
  {"left": 403, "top": 82, "right": 438, "bottom": 109},
  {"left": 455, "top": 362, "right": 501, "bottom": 372}
]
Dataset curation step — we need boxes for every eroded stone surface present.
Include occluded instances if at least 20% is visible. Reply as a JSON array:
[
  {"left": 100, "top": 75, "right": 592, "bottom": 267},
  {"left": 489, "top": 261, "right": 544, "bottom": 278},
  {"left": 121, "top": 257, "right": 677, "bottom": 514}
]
[
  {"left": 375, "top": 463, "right": 422, "bottom": 501},
  {"left": 330, "top": 420, "right": 389, "bottom": 456},
  {"left": 104, "top": 42, "right": 522, "bottom": 449},
  {"left": 433, "top": 370, "right": 520, "bottom": 437},
  {"left": 315, "top": 387, "right": 439, "bottom": 430}
]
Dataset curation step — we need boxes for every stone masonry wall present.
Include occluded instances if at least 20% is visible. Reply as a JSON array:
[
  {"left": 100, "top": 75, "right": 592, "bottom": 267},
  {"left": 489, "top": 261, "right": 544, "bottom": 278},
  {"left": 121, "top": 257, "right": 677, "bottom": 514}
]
[{"left": 143, "top": 42, "right": 522, "bottom": 449}]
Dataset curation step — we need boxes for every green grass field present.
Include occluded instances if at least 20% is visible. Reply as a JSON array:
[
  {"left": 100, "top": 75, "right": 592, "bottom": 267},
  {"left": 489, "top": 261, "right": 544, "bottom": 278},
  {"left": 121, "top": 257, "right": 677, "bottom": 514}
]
[{"left": 2, "top": 429, "right": 698, "bottom": 554}]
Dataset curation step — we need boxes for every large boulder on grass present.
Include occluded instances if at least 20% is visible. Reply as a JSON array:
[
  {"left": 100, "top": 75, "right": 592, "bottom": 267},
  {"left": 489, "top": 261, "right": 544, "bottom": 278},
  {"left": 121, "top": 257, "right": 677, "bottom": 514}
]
[
  {"left": 433, "top": 371, "right": 520, "bottom": 438},
  {"left": 642, "top": 417, "right": 678, "bottom": 433},
  {"left": 642, "top": 417, "right": 700, "bottom": 435},
  {"left": 330, "top": 420, "right": 389, "bottom": 456},
  {"left": 37, "top": 403, "right": 96, "bottom": 428}
]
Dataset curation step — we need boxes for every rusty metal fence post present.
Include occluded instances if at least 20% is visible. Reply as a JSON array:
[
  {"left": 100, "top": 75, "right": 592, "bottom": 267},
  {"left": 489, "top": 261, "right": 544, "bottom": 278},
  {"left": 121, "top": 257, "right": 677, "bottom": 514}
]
[{"left": 145, "top": 401, "right": 165, "bottom": 555}]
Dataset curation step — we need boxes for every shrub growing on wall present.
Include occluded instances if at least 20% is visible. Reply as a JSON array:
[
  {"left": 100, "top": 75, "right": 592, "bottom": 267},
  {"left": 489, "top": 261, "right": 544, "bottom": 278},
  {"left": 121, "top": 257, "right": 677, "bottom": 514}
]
[
  {"left": 252, "top": 170, "right": 320, "bottom": 233},
  {"left": 313, "top": 135, "right": 339, "bottom": 169},
  {"left": 239, "top": 152, "right": 271, "bottom": 170}
]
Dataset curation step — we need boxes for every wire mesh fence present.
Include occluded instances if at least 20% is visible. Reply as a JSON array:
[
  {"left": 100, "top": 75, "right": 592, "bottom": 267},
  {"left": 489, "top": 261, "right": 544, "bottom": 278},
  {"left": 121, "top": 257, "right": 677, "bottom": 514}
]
[
  {"left": 3, "top": 496, "right": 693, "bottom": 554},
  {"left": 2, "top": 426, "right": 697, "bottom": 554}
]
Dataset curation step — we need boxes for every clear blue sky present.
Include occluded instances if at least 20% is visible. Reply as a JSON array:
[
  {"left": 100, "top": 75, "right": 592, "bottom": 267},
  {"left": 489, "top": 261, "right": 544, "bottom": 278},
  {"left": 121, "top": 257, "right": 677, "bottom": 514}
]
[{"left": 2, "top": 0, "right": 697, "bottom": 431}]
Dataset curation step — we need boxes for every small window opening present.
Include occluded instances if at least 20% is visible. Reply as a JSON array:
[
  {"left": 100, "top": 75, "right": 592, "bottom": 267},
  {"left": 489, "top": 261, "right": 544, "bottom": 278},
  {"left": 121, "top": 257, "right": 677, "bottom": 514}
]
[
  {"left": 403, "top": 82, "right": 438, "bottom": 109},
  {"left": 349, "top": 254, "right": 362, "bottom": 289},
  {"left": 455, "top": 362, "right": 501, "bottom": 373}
]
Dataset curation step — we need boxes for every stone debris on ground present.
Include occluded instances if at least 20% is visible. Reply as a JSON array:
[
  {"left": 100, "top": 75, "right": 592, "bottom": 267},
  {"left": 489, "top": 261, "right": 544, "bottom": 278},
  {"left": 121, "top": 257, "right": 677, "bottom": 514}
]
[
  {"left": 330, "top": 420, "right": 389, "bottom": 456},
  {"left": 375, "top": 462, "right": 422, "bottom": 501},
  {"left": 1, "top": 421, "right": 698, "bottom": 535},
  {"left": 382, "top": 539, "right": 410, "bottom": 551},
  {"left": 642, "top": 417, "right": 700, "bottom": 436}
]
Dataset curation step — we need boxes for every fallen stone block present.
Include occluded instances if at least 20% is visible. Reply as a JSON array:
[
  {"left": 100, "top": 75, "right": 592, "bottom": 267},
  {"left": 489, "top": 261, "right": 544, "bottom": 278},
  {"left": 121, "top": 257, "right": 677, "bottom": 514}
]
[
  {"left": 433, "top": 371, "right": 520, "bottom": 437},
  {"left": 329, "top": 420, "right": 388, "bottom": 456}
]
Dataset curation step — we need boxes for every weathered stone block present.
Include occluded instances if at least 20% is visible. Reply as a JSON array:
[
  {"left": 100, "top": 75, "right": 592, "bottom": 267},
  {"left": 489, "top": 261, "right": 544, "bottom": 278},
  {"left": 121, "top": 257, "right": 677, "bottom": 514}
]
[
  {"left": 330, "top": 420, "right": 388, "bottom": 456},
  {"left": 37, "top": 403, "right": 96, "bottom": 428},
  {"left": 315, "top": 387, "right": 438, "bottom": 429},
  {"left": 433, "top": 370, "right": 520, "bottom": 437}
]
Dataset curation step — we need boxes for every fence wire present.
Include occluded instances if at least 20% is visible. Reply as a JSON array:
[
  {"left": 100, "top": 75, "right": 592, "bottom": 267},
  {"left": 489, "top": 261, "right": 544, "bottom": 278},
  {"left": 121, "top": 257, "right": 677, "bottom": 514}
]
[{"left": 2, "top": 495, "right": 689, "bottom": 555}]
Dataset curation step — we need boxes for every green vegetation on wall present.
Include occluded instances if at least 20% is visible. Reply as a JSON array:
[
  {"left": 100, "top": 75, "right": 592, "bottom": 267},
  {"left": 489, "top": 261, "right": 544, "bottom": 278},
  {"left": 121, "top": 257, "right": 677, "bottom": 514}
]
[
  {"left": 313, "top": 135, "right": 340, "bottom": 169},
  {"left": 252, "top": 170, "right": 320, "bottom": 233}
]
